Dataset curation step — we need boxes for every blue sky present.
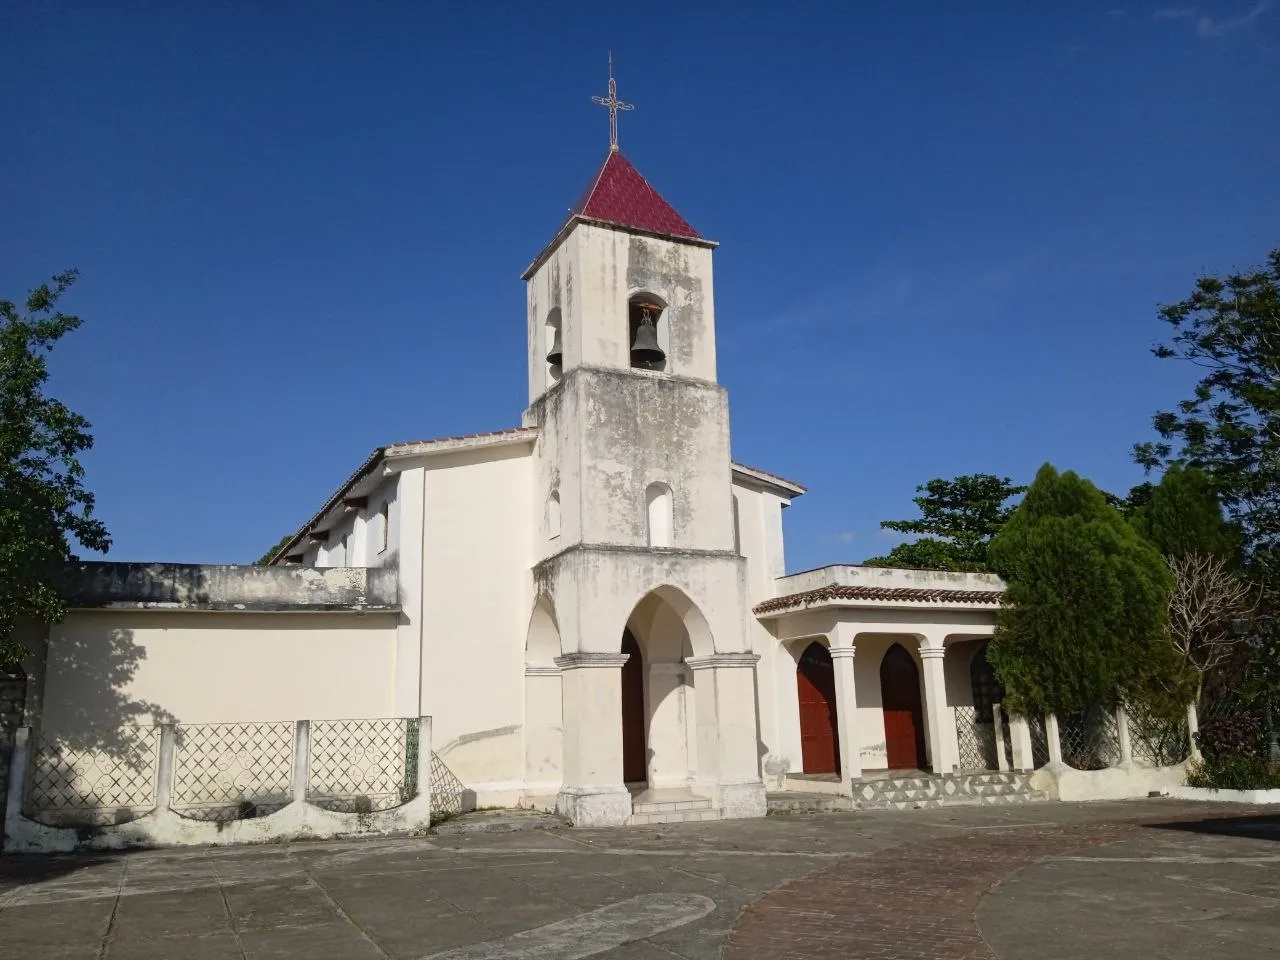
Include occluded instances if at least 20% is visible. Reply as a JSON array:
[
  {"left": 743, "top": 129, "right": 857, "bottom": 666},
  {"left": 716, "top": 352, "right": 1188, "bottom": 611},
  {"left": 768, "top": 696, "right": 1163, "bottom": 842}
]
[{"left": 2, "top": 2, "right": 1277, "bottom": 571}]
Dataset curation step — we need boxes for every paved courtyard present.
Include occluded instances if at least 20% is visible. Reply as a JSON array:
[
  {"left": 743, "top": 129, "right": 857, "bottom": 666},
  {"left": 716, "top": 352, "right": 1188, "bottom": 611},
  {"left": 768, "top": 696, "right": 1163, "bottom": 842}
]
[{"left": 0, "top": 799, "right": 1275, "bottom": 959}]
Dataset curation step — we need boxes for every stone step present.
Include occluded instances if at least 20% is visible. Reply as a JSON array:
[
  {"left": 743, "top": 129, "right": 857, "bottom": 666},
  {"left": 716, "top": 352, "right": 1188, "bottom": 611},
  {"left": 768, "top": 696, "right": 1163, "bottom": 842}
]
[
  {"left": 629, "top": 807, "right": 721, "bottom": 826},
  {"left": 630, "top": 798, "right": 712, "bottom": 814},
  {"left": 767, "top": 793, "right": 854, "bottom": 814}
]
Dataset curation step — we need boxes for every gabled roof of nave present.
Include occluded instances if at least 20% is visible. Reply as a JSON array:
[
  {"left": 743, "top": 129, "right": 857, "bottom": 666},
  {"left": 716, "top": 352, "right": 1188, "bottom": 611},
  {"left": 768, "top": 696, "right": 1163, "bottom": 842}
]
[{"left": 267, "top": 427, "right": 805, "bottom": 565}]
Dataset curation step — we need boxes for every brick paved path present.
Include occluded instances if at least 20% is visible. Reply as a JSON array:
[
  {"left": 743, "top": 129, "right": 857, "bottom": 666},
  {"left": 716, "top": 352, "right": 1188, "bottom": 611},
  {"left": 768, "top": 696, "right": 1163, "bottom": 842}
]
[{"left": 724, "top": 821, "right": 1139, "bottom": 960}]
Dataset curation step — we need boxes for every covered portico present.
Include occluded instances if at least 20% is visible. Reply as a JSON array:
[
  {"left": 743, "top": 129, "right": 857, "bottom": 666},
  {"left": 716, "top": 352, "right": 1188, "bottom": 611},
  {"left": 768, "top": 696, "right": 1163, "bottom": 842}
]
[{"left": 755, "top": 566, "right": 1004, "bottom": 790}]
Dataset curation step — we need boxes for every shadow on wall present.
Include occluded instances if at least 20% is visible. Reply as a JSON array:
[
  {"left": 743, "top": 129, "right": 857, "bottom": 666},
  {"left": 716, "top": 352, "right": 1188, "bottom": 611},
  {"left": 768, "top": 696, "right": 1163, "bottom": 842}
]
[{"left": 39, "top": 625, "right": 174, "bottom": 749}]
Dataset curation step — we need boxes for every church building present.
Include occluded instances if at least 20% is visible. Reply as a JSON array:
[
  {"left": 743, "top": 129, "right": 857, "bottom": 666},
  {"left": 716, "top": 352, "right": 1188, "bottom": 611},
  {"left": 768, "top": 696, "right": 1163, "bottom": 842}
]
[
  {"left": 256, "top": 112, "right": 1008, "bottom": 825},
  {"left": 16, "top": 81, "right": 1017, "bottom": 833}
]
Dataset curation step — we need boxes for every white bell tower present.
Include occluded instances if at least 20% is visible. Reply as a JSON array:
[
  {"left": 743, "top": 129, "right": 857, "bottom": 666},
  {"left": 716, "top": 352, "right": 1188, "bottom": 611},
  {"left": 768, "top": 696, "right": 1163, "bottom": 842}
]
[{"left": 519, "top": 74, "right": 766, "bottom": 827}]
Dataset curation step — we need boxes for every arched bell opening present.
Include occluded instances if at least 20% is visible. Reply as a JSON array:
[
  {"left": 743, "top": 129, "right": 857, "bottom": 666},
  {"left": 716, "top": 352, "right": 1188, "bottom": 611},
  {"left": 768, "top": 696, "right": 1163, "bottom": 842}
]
[
  {"left": 628, "top": 294, "right": 668, "bottom": 372},
  {"left": 545, "top": 307, "right": 563, "bottom": 384}
]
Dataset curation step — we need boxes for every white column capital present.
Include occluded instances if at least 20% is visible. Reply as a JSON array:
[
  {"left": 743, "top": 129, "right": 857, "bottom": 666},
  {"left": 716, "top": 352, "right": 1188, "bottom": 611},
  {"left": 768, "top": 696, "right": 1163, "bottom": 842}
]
[
  {"left": 918, "top": 645, "right": 947, "bottom": 661},
  {"left": 685, "top": 652, "right": 760, "bottom": 671},
  {"left": 828, "top": 646, "right": 857, "bottom": 660},
  {"left": 525, "top": 664, "right": 561, "bottom": 677},
  {"left": 554, "top": 652, "right": 629, "bottom": 670}
]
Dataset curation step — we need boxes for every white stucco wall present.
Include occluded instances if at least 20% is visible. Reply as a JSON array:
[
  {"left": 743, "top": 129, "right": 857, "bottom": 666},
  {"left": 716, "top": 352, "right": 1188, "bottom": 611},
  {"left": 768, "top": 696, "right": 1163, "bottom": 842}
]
[
  {"left": 39, "top": 611, "right": 400, "bottom": 729},
  {"left": 416, "top": 445, "right": 533, "bottom": 796}
]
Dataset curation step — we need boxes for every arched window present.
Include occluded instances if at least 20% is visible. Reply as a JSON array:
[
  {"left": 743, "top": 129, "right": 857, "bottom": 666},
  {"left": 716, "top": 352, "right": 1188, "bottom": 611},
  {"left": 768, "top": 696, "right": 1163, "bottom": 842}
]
[
  {"left": 646, "top": 482, "right": 673, "bottom": 548},
  {"left": 547, "top": 491, "right": 561, "bottom": 539},
  {"left": 545, "top": 307, "right": 563, "bottom": 384},
  {"left": 628, "top": 294, "right": 668, "bottom": 372},
  {"left": 731, "top": 492, "right": 742, "bottom": 555},
  {"left": 379, "top": 502, "right": 390, "bottom": 554}
]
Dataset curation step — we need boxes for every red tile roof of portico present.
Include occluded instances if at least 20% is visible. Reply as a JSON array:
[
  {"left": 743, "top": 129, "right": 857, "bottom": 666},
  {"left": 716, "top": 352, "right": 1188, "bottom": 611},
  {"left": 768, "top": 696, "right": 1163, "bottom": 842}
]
[{"left": 753, "top": 584, "right": 1006, "bottom": 616}]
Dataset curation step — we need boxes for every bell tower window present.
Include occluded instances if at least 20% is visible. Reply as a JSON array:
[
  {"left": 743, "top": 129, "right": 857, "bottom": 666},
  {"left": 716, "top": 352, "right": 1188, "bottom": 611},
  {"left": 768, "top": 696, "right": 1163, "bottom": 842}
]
[
  {"left": 545, "top": 308, "right": 563, "bottom": 384},
  {"left": 646, "top": 482, "right": 673, "bottom": 547},
  {"left": 547, "top": 491, "right": 561, "bottom": 539},
  {"left": 628, "top": 295, "right": 668, "bottom": 372}
]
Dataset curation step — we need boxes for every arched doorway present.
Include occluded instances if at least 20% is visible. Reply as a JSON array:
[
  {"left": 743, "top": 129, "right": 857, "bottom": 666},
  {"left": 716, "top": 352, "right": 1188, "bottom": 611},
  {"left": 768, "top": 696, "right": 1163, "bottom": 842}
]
[
  {"left": 880, "top": 644, "right": 926, "bottom": 770},
  {"left": 796, "top": 642, "right": 839, "bottom": 775},
  {"left": 621, "top": 628, "right": 647, "bottom": 783}
]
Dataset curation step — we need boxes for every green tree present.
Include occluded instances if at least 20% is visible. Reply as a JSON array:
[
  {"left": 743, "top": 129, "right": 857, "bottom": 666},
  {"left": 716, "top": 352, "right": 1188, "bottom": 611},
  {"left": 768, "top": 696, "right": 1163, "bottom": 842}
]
[
  {"left": 255, "top": 533, "right": 294, "bottom": 566},
  {"left": 1135, "top": 249, "right": 1280, "bottom": 558},
  {"left": 1, "top": 271, "right": 110, "bottom": 667},
  {"left": 1135, "top": 251, "right": 1280, "bottom": 730},
  {"left": 862, "top": 474, "right": 1025, "bottom": 571},
  {"left": 1129, "top": 465, "right": 1241, "bottom": 562},
  {"left": 986, "top": 464, "right": 1189, "bottom": 718}
]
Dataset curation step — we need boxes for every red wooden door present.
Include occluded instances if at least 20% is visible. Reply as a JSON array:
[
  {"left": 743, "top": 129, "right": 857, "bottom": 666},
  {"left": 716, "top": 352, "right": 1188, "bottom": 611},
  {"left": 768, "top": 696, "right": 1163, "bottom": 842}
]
[
  {"left": 621, "top": 629, "right": 647, "bottom": 783},
  {"left": 797, "top": 642, "right": 840, "bottom": 775},
  {"left": 880, "top": 644, "right": 925, "bottom": 770}
]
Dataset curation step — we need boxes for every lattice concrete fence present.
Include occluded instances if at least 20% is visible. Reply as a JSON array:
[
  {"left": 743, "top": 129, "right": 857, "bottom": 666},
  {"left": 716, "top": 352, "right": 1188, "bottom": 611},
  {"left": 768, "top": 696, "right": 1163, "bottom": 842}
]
[
  {"left": 1001, "top": 704, "right": 1194, "bottom": 802},
  {"left": 3, "top": 716, "right": 434, "bottom": 852}
]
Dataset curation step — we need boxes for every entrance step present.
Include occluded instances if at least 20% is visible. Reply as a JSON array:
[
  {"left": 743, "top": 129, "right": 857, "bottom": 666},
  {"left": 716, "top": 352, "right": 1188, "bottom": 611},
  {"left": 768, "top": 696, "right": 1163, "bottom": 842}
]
[
  {"left": 628, "top": 788, "right": 720, "bottom": 826},
  {"left": 852, "top": 771, "right": 1049, "bottom": 810},
  {"left": 767, "top": 792, "right": 854, "bottom": 814},
  {"left": 771, "top": 771, "right": 1049, "bottom": 813}
]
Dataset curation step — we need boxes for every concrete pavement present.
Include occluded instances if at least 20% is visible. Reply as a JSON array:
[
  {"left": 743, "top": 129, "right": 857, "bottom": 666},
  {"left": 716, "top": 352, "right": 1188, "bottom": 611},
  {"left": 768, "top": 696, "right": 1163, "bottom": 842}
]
[{"left": 0, "top": 800, "right": 1274, "bottom": 959}]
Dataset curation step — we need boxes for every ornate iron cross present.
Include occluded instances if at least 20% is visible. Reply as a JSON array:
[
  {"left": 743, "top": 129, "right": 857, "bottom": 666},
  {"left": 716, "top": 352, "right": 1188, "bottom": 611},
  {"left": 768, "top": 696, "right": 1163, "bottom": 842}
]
[{"left": 591, "top": 54, "right": 633, "bottom": 152}]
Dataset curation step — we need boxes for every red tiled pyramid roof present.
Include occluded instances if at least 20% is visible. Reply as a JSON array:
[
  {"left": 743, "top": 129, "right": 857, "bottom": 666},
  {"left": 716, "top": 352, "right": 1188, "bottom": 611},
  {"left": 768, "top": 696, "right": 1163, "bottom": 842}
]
[{"left": 569, "top": 151, "right": 700, "bottom": 240}]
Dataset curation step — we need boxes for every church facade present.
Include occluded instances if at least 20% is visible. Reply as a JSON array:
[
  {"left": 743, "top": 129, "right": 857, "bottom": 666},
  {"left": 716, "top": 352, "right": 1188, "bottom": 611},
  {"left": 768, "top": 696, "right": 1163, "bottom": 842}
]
[
  {"left": 254, "top": 146, "right": 1008, "bottom": 825},
  {"left": 19, "top": 143, "right": 1015, "bottom": 830}
]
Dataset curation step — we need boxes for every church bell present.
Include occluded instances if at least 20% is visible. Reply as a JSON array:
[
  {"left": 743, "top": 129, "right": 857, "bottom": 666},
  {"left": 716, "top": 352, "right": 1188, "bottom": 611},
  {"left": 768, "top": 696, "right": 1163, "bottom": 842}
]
[
  {"left": 629, "top": 304, "right": 665, "bottom": 367},
  {"left": 546, "top": 327, "right": 563, "bottom": 367}
]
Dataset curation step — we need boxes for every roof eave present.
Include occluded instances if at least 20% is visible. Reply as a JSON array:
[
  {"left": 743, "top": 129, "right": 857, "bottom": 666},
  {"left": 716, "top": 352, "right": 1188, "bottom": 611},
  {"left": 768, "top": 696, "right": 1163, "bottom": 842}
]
[
  {"left": 521, "top": 215, "right": 717, "bottom": 281},
  {"left": 754, "top": 597, "right": 1004, "bottom": 619},
  {"left": 268, "top": 428, "right": 539, "bottom": 565},
  {"left": 731, "top": 462, "right": 807, "bottom": 497}
]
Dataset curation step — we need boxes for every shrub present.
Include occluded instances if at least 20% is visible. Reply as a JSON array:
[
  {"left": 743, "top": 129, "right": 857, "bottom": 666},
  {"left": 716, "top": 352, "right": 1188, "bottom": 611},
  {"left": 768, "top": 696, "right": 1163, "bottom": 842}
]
[
  {"left": 1186, "top": 712, "right": 1280, "bottom": 790},
  {"left": 1195, "top": 712, "right": 1267, "bottom": 762},
  {"left": 1186, "top": 756, "right": 1280, "bottom": 790}
]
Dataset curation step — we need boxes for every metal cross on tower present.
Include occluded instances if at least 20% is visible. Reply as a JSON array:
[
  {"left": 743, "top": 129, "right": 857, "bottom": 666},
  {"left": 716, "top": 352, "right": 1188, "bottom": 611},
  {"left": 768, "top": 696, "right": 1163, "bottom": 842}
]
[{"left": 591, "top": 54, "right": 633, "bottom": 153}]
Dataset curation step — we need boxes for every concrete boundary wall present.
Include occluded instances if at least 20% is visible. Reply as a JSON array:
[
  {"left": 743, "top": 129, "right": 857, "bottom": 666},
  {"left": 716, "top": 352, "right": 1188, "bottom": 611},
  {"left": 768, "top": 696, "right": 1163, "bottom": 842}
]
[{"left": 3, "top": 718, "right": 433, "bottom": 853}]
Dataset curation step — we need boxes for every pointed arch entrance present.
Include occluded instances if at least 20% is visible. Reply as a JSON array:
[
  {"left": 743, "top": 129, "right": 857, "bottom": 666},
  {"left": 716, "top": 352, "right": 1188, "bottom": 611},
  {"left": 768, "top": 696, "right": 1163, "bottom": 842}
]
[
  {"left": 621, "top": 629, "right": 647, "bottom": 783},
  {"left": 880, "top": 644, "right": 926, "bottom": 770},
  {"left": 796, "top": 642, "right": 840, "bottom": 775}
]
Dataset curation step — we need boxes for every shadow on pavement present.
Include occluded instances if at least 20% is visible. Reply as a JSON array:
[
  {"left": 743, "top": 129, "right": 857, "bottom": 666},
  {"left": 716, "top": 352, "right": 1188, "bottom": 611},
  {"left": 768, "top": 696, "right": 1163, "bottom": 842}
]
[
  {"left": 1143, "top": 812, "right": 1280, "bottom": 841},
  {"left": 0, "top": 850, "right": 125, "bottom": 894}
]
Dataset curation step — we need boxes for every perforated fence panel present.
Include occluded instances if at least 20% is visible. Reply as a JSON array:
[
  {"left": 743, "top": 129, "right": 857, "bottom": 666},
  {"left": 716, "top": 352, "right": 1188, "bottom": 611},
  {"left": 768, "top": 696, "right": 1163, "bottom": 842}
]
[
  {"left": 24, "top": 727, "right": 160, "bottom": 826},
  {"left": 954, "top": 705, "right": 999, "bottom": 771},
  {"left": 308, "top": 718, "right": 417, "bottom": 813},
  {"left": 171, "top": 722, "right": 295, "bottom": 821},
  {"left": 1060, "top": 707, "right": 1121, "bottom": 771}
]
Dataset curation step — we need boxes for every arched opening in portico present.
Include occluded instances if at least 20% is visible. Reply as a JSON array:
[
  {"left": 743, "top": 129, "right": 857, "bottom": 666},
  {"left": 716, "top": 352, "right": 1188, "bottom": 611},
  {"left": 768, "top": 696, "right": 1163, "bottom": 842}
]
[
  {"left": 619, "top": 586, "right": 712, "bottom": 791},
  {"left": 880, "top": 643, "right": 926, "bottom": 771},
  {"left": 796, "top": 641, "right": 839, "bottom": 775}
]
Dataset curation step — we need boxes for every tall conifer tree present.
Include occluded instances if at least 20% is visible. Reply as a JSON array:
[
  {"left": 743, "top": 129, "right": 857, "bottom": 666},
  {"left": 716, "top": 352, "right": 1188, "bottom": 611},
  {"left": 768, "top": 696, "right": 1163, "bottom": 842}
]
[{"left": 987, "top": 464, "right": 1187, "bottom": 717}]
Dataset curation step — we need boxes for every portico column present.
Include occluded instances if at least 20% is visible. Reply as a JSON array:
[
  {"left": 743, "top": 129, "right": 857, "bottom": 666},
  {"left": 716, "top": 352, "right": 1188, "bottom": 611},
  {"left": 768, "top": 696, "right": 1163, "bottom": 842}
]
[
  {"left": 828, "top": 635, "right": 861, "bottom": 783},
  {"left": 553, "top": 652, "right": 632, "bottom": 827},
  {"left": 918, "top": 635, "right": 952, "bottom": 774},
  {"left": 686, "top": 653, "right": 767, "bottom": 819}
]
